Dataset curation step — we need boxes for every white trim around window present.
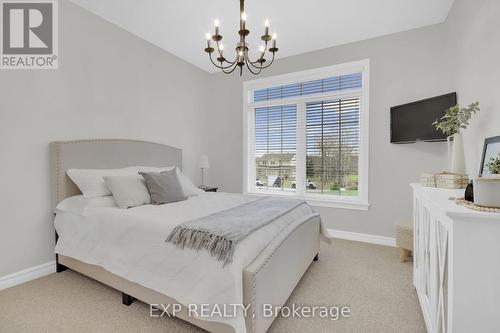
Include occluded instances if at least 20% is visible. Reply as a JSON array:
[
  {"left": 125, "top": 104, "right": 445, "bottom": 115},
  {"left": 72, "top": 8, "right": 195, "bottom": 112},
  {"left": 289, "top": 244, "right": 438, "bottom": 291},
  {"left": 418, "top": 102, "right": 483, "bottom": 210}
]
[{"left": 242, "top": 59, "right": 370, "bottom": 211}]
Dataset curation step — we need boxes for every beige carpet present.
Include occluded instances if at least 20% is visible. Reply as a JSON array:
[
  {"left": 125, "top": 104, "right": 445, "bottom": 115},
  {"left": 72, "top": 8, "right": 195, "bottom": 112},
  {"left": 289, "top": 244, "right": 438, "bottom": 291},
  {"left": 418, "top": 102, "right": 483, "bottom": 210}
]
[{"left": 0, "top": 239, "right": 425, "bottom": 333}]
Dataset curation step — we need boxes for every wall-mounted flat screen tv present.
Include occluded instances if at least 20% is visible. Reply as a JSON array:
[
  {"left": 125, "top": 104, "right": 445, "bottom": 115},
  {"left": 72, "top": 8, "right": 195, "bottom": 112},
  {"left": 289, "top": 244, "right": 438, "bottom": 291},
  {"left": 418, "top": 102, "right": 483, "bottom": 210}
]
[{"left": 390, "top": 92, "right": 457, "bottom": 143}]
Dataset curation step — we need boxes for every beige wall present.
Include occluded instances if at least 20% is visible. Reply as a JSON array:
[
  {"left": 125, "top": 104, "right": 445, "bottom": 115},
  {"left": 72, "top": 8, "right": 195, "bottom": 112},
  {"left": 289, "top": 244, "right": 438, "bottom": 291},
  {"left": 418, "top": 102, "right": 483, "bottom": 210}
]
[
  {"left": 203, "top": 0, "right": 500, "bottom": 238},
  {"left": 444, "top": 0, "right": 500, "bottom": 175},
  {"left": 203, "top": 23, "right": 453, "bottom": 238},
  {"left": 0, "top": 1, "right": 211, "bottom": 277},
  {"left": 2, "top": 0, "right": 499, "bottom": 279}
]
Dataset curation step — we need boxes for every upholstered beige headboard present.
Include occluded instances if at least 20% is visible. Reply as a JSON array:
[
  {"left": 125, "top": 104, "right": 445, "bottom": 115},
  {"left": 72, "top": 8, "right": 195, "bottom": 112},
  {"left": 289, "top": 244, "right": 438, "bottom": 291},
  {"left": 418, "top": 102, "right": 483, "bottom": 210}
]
[{"left": 50, "top": 139, "right": 182, "bottom": 210}]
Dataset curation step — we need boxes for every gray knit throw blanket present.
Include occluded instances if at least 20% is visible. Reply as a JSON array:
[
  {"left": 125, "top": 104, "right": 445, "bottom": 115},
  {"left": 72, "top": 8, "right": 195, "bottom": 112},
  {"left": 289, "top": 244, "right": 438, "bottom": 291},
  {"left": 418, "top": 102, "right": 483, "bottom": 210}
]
[{"left": 166, "top": 197, "right": 306, "bottom": 265}]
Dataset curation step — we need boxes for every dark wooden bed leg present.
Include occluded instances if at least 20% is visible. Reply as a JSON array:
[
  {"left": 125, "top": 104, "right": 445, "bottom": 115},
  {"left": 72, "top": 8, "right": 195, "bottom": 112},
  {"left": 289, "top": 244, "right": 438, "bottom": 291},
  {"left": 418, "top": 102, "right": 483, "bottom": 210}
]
[
  {"left": 313, "top": 253, "right": 319, "bottom": 261},
  {"left": 55, "top": 224, "right": 67, "bottom": 275},
  {"left": 122, "top": 292, "right": 134, "bottom": 306},
  {"left": 56, "top": 259, "right": 68, "bottom": 273},
  {"left": 55, "top": 230, "right": 67, "bottom": 273}
]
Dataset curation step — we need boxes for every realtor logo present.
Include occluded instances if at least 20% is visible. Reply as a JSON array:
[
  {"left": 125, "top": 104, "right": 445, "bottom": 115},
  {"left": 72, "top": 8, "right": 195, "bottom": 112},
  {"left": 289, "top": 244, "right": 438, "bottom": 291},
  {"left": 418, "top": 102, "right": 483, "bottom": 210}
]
[{"left": 1, "top": 0, "right": 58, "bottom": 69}]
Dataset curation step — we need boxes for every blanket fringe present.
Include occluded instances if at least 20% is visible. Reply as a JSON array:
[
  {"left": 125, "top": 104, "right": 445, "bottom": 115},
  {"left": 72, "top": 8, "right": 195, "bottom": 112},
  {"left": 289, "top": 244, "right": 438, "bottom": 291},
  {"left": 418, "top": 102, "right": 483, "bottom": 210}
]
[{"left": 166, "top": 226, "right": 235, "bottom": 265}]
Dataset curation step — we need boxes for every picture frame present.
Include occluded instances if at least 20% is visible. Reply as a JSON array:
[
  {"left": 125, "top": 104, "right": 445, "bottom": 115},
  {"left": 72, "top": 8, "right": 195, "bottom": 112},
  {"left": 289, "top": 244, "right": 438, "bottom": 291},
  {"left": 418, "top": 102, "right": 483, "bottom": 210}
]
[{"left": 479, "top": 135, "right": 500, "bottom": 176}]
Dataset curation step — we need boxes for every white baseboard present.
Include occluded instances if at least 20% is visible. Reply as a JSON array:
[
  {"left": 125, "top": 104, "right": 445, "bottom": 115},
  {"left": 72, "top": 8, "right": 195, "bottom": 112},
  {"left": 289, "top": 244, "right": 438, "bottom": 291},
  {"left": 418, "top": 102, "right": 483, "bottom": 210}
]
[
  {"left": 0, "top": 261, "right": 56, "bottom": 291},
  {"left": 329, "top": 229, "right": 396, "bottom": 247},
  {"left": 0, "top": 231, "right": 394, "bottom": 291}
]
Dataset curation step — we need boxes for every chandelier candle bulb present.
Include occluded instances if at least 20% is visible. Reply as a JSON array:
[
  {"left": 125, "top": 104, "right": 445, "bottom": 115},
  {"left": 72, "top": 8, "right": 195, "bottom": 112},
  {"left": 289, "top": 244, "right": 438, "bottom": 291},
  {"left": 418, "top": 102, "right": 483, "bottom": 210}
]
[
  {"left": 241, "top": 12, "right": 247, "bottom": 30},
  {"left": 206, "top": 33, "right": 211, "bottom": 48},
  {"left": 264, "top": 19, "right": 269, "bottom": 36},
  {"left": 272, "top": 33, "right": 277, "bottom": 48},
  {"left": 214, "top": 19, "right": 220, "bottom": 36}
]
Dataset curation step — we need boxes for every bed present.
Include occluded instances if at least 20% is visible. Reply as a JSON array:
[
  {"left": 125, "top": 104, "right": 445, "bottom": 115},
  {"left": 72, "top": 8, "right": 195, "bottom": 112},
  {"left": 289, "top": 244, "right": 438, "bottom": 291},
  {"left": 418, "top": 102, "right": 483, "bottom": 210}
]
[{"left": 50, "top": 139, "right": 325, "bottom": 333}]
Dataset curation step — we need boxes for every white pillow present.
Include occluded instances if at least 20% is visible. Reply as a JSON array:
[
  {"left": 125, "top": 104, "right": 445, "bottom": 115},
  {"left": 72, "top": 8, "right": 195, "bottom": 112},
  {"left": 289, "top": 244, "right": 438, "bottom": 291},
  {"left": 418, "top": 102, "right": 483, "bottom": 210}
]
[
  {"left": 67, "top": 167, "right": 138, "bottom": 199},
  {"left": 104, "top": 175, "right": 151, "bottom": 209},
  {"left": 136, "top": 166, "right": 204, "bottom": 196},
  {"left": 54, "top": 195, "right": 117, "bottom": 216}
]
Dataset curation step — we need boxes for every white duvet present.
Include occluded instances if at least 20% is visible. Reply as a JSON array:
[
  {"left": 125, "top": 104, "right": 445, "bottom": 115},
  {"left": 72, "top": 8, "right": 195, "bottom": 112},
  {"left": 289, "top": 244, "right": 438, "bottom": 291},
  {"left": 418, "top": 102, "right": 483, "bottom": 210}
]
[{"left": 54, "top": 192, "right": 324, "bottom": 333}]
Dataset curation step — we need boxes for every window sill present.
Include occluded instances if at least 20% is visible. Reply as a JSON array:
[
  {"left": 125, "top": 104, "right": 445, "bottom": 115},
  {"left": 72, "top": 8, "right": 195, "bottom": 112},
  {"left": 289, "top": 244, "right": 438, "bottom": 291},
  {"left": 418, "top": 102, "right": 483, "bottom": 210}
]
[{"left": 245, "top": 191, "right": 370, "bottom": 211}]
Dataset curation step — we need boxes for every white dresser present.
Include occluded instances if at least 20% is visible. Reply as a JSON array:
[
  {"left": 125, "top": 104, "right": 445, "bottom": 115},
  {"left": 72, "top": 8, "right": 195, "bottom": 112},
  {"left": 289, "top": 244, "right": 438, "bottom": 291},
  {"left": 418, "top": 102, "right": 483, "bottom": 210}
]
[{"left": 412, "top": 184, "right": 500, "bottom": 333}]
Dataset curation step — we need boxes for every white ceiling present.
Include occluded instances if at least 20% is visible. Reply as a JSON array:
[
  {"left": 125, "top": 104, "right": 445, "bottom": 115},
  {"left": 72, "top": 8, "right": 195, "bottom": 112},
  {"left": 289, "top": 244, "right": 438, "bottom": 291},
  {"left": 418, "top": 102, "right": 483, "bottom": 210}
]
[{"left": 70, "top": 0, "right": 454, "bottom": 73}]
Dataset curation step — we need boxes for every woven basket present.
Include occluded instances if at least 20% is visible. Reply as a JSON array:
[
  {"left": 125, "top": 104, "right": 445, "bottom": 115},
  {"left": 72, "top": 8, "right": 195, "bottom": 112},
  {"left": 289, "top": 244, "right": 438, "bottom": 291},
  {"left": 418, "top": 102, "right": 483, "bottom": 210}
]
[
  {"left": 455, "top": 198, "right": 500, "bottom": 213},
  {"left": 421, "top": 172, "right": 468, "bottom": 189},
  {"left": 421, "top": 173, "right": 437, "bottom": 187}
]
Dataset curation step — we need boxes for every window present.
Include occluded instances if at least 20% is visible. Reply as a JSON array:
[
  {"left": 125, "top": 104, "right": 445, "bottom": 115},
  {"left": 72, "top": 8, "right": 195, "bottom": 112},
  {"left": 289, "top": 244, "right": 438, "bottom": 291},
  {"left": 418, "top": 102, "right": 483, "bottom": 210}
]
[
  {"left": 306, "top": 98, "right": 359, "bottom": 196},
  {"left": 244, "top": 60, "right": 369, "bottom": 210},
  {"left": 255, "top": 105, "right": 296, "bottom": 191}
]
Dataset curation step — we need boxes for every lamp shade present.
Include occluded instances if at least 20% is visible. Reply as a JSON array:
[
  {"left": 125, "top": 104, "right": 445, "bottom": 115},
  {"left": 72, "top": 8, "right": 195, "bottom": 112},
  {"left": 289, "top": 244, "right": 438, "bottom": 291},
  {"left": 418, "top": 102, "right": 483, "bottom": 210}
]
[{"left": 198, "top": 154, "right": 210, "bottom": 169}]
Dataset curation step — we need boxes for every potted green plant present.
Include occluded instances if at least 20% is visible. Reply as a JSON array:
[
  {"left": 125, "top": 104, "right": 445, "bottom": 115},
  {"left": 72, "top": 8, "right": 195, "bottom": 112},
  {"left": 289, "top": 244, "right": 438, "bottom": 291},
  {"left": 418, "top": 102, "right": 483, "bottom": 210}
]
[
  {"left": 433, "top": 102, "right": 480, "bottom": 173},
  {"left": 486, "top": 153, "right": 500, "bottom": 175},
  {"left": 473, "top": 153, "right": 500, "bottom": 208}
]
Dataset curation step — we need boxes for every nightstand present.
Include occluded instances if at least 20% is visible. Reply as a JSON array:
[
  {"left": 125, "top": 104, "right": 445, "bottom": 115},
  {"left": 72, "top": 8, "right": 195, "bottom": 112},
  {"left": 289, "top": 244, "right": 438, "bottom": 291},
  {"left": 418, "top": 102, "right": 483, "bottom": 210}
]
[{"left": 200, "top": 186, "right": 218, "bottom": 192}]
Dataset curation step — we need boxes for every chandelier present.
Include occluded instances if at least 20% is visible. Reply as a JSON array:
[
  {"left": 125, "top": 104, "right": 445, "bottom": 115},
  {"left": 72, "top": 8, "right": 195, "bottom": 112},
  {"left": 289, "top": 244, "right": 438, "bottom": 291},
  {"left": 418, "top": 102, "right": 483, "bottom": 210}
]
[{"left": 204, "top": 0, "right": 278, "bottom": 76}]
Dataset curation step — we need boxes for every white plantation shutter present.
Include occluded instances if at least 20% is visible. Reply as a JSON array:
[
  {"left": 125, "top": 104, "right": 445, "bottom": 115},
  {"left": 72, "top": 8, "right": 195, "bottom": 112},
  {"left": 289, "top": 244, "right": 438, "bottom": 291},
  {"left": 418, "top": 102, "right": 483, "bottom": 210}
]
[
  {"left": 306, "top": 98, "right": 360, "bottom": 195},
  {"left": 244, "top": 61, "right": 369, "bottom": 209},
  {"left": 253, "top": 73, "right": 362, "bottom": 103},
  {"left": 254, "top": 105, "right": 297, "bottom": 191}
]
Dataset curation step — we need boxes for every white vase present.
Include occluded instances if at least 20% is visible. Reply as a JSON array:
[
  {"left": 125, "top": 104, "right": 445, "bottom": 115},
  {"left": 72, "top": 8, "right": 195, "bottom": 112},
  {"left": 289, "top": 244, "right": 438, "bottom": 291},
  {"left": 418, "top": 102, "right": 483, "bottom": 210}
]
[
  {"left": 474, "top": 177, "right": 500, "bottom": 208},
  {"left": 447, "top": 133, "right": 466, "bottom": 174}
]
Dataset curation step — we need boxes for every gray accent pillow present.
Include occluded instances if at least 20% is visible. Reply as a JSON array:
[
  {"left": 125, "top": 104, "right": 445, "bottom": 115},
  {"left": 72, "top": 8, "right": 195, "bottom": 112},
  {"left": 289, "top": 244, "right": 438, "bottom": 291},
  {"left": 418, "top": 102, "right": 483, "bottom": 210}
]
[
  {"left": 103, "top": 175, "right": 151, "bottom": 209},
  {"left": 141, "top": 169, "right": 187, "bottom": 204}
]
